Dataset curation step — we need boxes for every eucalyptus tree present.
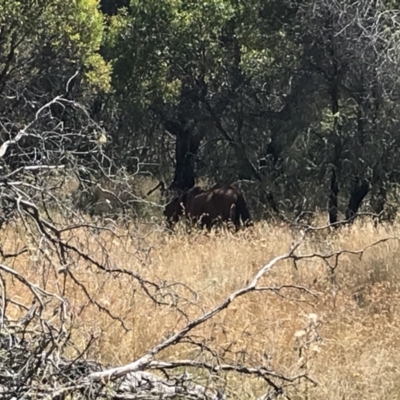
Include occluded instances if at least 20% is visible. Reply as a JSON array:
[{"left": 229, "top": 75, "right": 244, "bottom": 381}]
[{"left": 0, "top": 0, "right": 111, "bottom": 174}]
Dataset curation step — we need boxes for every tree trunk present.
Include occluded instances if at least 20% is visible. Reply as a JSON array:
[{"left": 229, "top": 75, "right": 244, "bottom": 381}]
[
  {"left": 345, "top": 177, "right": 369, "bottom": 221},
  {"left": 170, "top": 125, "right": 200, "bottom": 191},
  {"left": 328, "top": 167, "right": 339, "bottom": 224},
  {"left": 153, "top": 78, "right": 206, "bottom": 192},
  {"left": 327, "top": 80, "right": 342, "bottom": 225}
]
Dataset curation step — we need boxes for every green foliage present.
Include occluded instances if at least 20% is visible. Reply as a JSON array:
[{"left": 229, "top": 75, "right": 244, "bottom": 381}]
[
  {"left": 103, "top": 0, "right": 240, "bottom": 105},
  {"left": 237, "top": 0, "right": 300, "bottom": 82},
  {"left": 4, "top": 0, "right": 400, "bottom": 219},
  {"left": 0, "top": 0, "right": 111, "bottom": 94},
  {"left": 101, "top": 0, "right": 301, "bottom": 115}
]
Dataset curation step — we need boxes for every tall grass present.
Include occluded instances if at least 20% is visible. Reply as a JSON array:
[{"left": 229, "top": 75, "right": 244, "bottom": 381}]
[{"left": 1, "top": 217, "right": 400, "bottom": 399}]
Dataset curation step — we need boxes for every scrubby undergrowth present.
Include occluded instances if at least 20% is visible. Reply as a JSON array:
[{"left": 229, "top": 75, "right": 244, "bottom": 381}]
[{"left": 1, "top": 217, "right": 399, "bottom": 399}]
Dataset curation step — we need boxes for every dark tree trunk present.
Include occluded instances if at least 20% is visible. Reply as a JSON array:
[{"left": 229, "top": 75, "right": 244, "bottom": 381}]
[
  {"left": 170, "top": 125, "right": 200, "bottom": 191},
  {"left": 369, "top": 67, "right": 387, "bottom": 219},
  {"left": 345, "top": 177, "right": 369, "bottom": 221},
  {"left": 172, "top": 84, "right": 200, "bottom": 191},
  {"left": 328, "top": 167, "right": 339, "bottom": 224},
  {"left": 326, "top": 59, "right": 343, "bottom": 226},
  {"left": 328, "top": 69, "right": 341, "bottom": 226},
  {"left": 156, "top": 80, "right": 206, "bottom": 192}
]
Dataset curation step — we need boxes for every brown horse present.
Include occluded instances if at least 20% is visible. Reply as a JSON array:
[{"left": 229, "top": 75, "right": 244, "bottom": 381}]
[
  {"left": 163, "top": 186, "right": 204, "bottom": 229},
  {"left": 164, "top": 185, "right": 251, "bottom": 230}
]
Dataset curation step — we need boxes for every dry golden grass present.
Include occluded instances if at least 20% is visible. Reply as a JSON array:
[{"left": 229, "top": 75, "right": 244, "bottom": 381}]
[{"left": 1, "top": 217, "right": 400, "bottom": 399}]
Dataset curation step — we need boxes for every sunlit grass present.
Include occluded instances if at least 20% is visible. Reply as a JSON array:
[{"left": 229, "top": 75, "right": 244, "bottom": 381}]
[{"left": 1, "top": 216, "right": 400, "bottom": 399}]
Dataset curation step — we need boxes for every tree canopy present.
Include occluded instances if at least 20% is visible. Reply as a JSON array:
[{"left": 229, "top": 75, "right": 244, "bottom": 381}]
[{"left": 3, "top": 0, "right": 400, "bottom": 220}]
